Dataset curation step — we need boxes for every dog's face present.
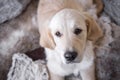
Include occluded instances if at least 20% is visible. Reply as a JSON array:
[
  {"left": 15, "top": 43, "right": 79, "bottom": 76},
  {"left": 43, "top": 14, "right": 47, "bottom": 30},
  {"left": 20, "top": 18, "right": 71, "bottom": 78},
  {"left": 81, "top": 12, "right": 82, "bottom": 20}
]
[{"left": 40, "top": 9, "right": 103, "bottom": 64}]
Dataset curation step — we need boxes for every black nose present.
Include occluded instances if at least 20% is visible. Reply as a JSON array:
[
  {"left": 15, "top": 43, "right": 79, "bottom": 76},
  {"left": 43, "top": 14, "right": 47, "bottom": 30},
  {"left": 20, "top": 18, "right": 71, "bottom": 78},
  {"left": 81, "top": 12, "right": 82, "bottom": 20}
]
[{"left": 64, "top": 51, "right": 77, "bottom": 62}]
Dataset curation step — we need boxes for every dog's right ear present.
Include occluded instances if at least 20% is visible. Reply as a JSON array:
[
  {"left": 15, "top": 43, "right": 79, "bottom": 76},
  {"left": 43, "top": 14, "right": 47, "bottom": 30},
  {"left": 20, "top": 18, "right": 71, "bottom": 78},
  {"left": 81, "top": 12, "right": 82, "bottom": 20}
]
[{"left": 40, "top": 28, "right": 56, "bottom": 49}]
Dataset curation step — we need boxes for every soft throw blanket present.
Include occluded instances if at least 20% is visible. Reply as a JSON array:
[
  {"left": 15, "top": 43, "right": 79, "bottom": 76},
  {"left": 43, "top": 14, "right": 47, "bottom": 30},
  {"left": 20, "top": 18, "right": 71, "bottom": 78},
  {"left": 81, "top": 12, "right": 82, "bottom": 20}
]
[
  {"left": 0, "top": 0, "right": 120, "bottom": 80},
  {"left": 7, "top": 53, "right": 49, "bottom": 80}
]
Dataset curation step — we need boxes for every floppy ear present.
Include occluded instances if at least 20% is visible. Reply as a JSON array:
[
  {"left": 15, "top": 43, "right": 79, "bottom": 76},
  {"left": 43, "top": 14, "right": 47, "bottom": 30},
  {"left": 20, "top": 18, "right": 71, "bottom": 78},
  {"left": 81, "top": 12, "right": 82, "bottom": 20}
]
[
  {"left": 40, "top": 28, "right": 56, "bottom": 49},
  {"left": 84, "top": 13, "right": 103, "bottom": 42}
]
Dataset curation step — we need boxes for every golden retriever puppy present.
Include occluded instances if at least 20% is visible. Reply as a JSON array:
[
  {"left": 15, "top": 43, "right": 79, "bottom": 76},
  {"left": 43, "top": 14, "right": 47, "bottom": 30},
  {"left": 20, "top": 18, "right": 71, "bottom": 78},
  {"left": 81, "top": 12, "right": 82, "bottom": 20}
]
[{"left": 37, "top": 0, "right": 103, "bottom": 80}]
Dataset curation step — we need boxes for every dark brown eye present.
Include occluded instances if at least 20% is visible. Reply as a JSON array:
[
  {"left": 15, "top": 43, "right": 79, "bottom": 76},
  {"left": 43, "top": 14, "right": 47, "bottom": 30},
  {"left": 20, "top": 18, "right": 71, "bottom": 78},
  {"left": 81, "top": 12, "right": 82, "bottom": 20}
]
[
  {"left": 74, "top": 28, "right": 82, "bottom": 35},
  {"left": 55, "top": 31, "right": 62, "bottom": 37}
]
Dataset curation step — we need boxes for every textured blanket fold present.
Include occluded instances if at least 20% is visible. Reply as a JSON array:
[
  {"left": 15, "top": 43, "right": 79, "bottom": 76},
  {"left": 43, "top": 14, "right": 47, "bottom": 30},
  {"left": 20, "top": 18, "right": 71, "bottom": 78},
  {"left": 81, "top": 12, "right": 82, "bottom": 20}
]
[{"left": 7, "top": 53, "right": 49, "bottom": 80}]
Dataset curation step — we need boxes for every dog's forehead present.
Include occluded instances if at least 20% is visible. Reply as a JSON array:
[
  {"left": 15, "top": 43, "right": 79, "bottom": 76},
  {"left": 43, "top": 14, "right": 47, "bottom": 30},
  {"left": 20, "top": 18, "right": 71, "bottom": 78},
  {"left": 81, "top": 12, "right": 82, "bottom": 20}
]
[{"left": 49, "top": 9, "right": 86, "bottom": 30}]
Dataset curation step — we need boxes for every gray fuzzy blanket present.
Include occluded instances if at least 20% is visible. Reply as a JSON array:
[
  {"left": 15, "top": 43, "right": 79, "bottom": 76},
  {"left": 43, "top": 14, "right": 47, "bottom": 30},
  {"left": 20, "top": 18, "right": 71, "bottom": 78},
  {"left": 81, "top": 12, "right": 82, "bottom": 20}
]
[{"left": 0, "top": 0, "right": 120, "bottom": 80}]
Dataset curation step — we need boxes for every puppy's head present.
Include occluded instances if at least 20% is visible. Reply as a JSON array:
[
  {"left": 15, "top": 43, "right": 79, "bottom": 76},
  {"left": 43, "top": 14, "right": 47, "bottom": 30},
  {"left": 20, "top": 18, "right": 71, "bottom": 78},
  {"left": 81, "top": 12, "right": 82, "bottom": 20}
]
[{"left": 40, "top": 9, "right": 102, "bottom": 64}]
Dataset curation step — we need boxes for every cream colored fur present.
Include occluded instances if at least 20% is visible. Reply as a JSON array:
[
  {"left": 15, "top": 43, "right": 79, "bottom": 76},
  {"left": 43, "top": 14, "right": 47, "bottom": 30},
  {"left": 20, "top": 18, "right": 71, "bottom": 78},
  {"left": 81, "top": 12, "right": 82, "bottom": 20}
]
[{"left": 37, "top": 0, "right": 103, "bottom": 80}]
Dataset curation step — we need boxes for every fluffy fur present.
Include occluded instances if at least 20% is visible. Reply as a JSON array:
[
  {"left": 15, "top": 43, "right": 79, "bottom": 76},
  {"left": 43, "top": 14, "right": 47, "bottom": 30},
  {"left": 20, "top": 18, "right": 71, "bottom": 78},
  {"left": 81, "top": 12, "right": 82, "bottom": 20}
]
[{"left": 37, "top": 0, "right": 103, "bottom": 80}]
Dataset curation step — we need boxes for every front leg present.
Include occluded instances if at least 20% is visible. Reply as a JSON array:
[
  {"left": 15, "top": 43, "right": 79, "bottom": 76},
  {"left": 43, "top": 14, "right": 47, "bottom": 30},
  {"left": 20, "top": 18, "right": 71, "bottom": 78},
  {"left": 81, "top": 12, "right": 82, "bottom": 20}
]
[
  {"left": 49, "top": 71, "right": 64, "bottom": 80},
  {"left": 80, "top": 63, "right": 95, "bottom": 80}
]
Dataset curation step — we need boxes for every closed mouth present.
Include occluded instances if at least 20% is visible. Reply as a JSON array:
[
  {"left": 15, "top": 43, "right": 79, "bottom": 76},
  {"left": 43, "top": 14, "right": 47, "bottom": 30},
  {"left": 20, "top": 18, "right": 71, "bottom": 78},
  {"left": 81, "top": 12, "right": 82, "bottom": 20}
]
[{"left": 66, "top": 60, "right": 80, "bottom": 64}]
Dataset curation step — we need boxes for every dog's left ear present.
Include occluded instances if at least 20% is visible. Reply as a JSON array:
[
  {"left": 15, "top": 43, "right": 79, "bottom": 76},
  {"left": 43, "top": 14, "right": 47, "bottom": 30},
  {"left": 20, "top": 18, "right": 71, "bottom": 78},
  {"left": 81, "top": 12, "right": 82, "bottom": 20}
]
[{"left": 83, "top": 13, "right": 103, "bottom": 42}]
